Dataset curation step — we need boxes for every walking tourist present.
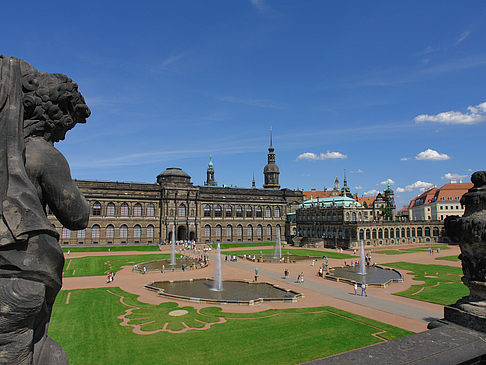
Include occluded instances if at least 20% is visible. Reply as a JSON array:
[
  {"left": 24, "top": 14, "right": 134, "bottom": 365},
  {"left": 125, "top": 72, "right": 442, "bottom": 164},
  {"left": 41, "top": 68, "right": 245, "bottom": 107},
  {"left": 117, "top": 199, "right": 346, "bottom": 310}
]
[
  {"left": 361, "top": 283, "right": 367, "bottom": 296},
  {"left": 354, "top": 283, "right": 358, "bottom": 295}
]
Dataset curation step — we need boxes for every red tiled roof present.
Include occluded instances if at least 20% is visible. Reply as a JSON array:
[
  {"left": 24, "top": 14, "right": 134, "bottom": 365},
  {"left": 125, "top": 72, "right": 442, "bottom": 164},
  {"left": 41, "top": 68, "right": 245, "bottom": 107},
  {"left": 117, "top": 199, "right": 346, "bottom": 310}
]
[
  {"left": 434, "top": 182, "right": 473, "bottom": 202},
  {"left": 303, "top": 190, "right": 333, "bottom": 200},
  {"left": 357, "top": 196, "right": 375, "bottom": 207}
]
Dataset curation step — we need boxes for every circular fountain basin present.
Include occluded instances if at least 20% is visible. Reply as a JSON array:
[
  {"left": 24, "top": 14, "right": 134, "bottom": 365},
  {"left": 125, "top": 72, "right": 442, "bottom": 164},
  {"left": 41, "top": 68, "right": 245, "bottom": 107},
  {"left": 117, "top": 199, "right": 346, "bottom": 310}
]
[
  {"left": 325, "top": 266, "right": 402, "bottom": 287},
  {"left": 145, "top": 279, "right": 302, "bottom": 305},
  {"left": 241, "top": 254, "right": 316, "bottom": 263},
  {"left": 134, "top": 257, "right": 206, "bottom": 272}
]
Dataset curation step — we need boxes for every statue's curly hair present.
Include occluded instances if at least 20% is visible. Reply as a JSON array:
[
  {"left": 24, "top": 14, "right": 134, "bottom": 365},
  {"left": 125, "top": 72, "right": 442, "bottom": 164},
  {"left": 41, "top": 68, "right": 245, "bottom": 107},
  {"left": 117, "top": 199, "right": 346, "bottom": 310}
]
[{"left": 16, "top": 58, "right": 90, "bottom": 141}]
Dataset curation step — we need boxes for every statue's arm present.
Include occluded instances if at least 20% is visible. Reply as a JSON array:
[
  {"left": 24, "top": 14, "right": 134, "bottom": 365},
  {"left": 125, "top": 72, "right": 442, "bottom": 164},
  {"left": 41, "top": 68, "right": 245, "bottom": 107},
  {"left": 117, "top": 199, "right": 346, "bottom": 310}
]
[{"left": 26, "top": 138, "right": 89, "bottom": 230}]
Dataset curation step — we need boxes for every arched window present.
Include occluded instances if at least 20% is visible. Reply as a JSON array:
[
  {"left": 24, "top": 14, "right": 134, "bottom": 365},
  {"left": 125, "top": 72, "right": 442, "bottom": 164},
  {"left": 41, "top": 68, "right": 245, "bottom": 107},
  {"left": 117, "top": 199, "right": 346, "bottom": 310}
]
[
  {"left": 77, "top": 229, "right": 86, "bottom": 239},
  {"left": 412, "top": 228, "right": 416, "bottom": 237},
  {"left": 62, "top": 227, "right": 70, "bottom": 239},
  {"left": 266, "top": 224, "right": 272, "bottom": 237},
  {"left": 214, "top": 205, "right": 222, "bottom": 217},
  {"left": 257, "top": 224, "right": 263, "bottom": 238},
  {"left": 378, "top": 229, "right": 383, "bottom": 239},
  {"left": 247, "top": 225, "right": 253, "bottom": 239},
  {"left": 92, "top": 224, "right": 100, "bottom": 238},
  {"left": 255, "top": 206, "right": 262, "bottom": 217},
  {"left": 425, "top": 227, "right": 431, "bottom": 236},
  {"left": 359, "top": 229, "right": 364, "bottom": 240},
  {"left": 204, "top": 204, "right": 211, "bottom": 217},
  {"left": 417, "top": 227, "right": 423, "bottom": 237},
  {"left": 134, "top": 225, "right": 141, "bottom": 238},
  {"left": 345, "top": 212, "right": 350, "bottom": 221},
  {"left": 146, "top": 203, "right": 155, "bottom": 216},
  {"left": 120, "top": 225, "right": 128, "bottom": 238},
  {"left": 384, "top": 228, "right": 389, "bottom": 239},
  {"left": 274, "top": 206, "right": 280, "bottom": 218},
  {"left": 215, "top": 225, "right": 222, "bottom": 238},
  {"left": 390, "top": 228, "right": 395, "bottom": 238},
  {"left": 178, "top": 203, "right": 186, "bottom": 217},
  {"left": 92, "top": 201, "right": 101, "bottom": 216},
  {"left": 366, "top": 229, "right": 371, "bottom": 240},
  {"left": 236, "top": 205, "right": 243, "bottom": 217},
  {"left": 401, "top": 228, "right": 406, "bottom": 238},
  {"left": 333, "top": 212, "right": 337, "bottom": 221},
  {"left": 433, "top": 227, "right": 439, "bottom": 237},
  {"left": 358, "top": 212, "right": 362, "bottom": 221},
  {"left": 226, "top": 225, "right": 232, "bottom": 238},
  {"left": 372, "top": 229, "right": 377, "bottom": 239},
  {"left": 237, "top": 225, "right": 243, "bottom": 238},
  {"left": 352, "top": 212, "right": 357, "bottom": 222},
  {"left": 120, "top": 203, "right": 129, "bottom": 217},
  {"left": 106, "top": 225, "right": 114, "bottom": 239},
  {"left": 395, "top": 228, "right": 400, "bottom": 238},
  {"left": 134, "top": 203, "right": 142, "bottom": 217},
  {"left": 338, "top": 230, "right": 343, "bottom": 239},
  {"left": 246, "top": 206, "right": 253, "bottom": 218},
  {"left": 265, "top": 206, "right": 271, "bottom": 218},
  {"left": 107, "top": 202, "right": 115, "bottom": 216},
  {"left": 147, "top": 225, "right": 154, "bottom": 238},
  {"left": 225, "top": 205, "right": 232, "bottom": 218},
  {"left": 407, "top": 228, "right": 411, "bottom": 237},
  {"left": 204, "top": 225, "right": 211, "bottom": 238}
]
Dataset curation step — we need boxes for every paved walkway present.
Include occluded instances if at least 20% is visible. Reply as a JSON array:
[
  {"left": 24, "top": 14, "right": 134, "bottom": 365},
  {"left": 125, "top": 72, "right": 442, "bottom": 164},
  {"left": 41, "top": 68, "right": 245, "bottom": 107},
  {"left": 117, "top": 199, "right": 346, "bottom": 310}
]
[{"left": 62, "top": 244, "right": 461, "bottom": 333}]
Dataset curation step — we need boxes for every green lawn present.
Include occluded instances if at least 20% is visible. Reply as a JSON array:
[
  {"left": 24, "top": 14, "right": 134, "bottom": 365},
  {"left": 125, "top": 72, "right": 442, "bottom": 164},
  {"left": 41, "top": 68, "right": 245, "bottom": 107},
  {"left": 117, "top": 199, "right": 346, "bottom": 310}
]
[
  {"left": 382, "top": 262, "right": 467, "bottom": 305},
  {"left": 62, "top": 245, "right": 160, "bottom": 253},
  {"left": 435, "top": 255, "right": 460, "bottom": 262},
  {"left": 375, "top": 246, "right": 451, "bottom": 255},
  {"left": 214, "top": 242, "right": 279, "bottom": 249},
  {"left": 223, "top": 248, "right": 353, "bottom": 259},
  {"left": 63, "top": 254, "right": 171, "bottom": 277},
  {"left": 49, "top": 287, "right": 412, "bottom": 365}
]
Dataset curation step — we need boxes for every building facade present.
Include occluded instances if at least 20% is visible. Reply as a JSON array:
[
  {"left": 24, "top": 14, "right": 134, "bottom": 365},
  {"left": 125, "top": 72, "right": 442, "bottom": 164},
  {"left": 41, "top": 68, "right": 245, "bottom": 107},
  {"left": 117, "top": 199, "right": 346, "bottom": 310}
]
[{"left": 50, "top": 139, "right": 303, "bottom": 245}]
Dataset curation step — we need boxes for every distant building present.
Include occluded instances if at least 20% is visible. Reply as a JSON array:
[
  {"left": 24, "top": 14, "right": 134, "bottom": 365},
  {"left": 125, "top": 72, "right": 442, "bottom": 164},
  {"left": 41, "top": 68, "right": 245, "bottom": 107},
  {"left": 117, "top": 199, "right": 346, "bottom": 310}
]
[
  {"left": 49, "top": 138, "right": 302, "bottom": 245},
  {"left": 409, "top": 182, "right": 472, "bottom": 221}
]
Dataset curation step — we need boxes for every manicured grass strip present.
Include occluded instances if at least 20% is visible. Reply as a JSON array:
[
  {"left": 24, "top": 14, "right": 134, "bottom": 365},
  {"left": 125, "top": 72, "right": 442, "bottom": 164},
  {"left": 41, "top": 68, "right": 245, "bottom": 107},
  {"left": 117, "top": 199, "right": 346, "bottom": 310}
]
[
  {"left": 375, "top": 245, "right": 450, "bottom": 255},
  {"left": 382, "top": 262, "right": 467, "bottom": 305},
  {"left": 214, "top": 242, "right": 279, "bottom": 249},
  {"left": 435, "top": 255, "right": 460, "bottom": 262},
  {"left": 62, "top": 245, "right": 160, "bottom": 252},
  {"left": 63, "top": 254, "right": 171, "bottom": 277},
  {"left": 49, "top": 288, "right": 412, "bottom": 365},
  {"left": 224, "top": 248, "right": 353, "bottom": 259}
]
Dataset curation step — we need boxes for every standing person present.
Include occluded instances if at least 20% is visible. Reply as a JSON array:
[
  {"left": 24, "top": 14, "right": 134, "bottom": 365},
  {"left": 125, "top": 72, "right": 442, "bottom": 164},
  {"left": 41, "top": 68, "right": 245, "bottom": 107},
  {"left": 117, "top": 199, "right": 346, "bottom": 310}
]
[
  {"left": 254, "top": 267, "right": 259, "bottom": 282},
  {"left": 284, "top": 269, "right": 289, "bottom": 279},
  {"left": 300, "top": 272, "right": 304, "bottom": 282},
  {"left": 361, "top": 283, "right": 367, "bottom": 296},
  {"left": 354, "top": 283, "right": 358, "bottom": 295}
]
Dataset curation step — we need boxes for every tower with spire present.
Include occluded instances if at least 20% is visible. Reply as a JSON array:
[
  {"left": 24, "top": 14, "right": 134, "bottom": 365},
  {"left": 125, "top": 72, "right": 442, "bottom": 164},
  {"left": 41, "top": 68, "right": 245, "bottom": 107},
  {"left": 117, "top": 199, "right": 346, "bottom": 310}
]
[
  {"left": 341, "top": 170, "right": 352, "bottom": 197},
  {"left": 263, "top": 127, "right": 280, "bottom": 190},
  {"left": 204, "top": 155, "right": 217, "bottom": 186}
]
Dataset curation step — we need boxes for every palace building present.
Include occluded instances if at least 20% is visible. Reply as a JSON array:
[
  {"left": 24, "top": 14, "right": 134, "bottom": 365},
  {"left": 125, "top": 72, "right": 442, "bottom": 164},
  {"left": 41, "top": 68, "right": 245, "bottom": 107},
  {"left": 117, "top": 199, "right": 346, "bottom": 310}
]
[{"left": 50, "top": 136, "right": 303, "bottom": 245}]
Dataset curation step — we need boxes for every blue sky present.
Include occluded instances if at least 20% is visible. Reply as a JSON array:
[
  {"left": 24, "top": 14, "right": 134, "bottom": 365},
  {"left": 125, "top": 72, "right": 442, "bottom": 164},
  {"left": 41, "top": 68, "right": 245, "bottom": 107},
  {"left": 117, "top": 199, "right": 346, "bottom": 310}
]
[{"left": 3, "top": 1, "right": 486, "bottom": 209}]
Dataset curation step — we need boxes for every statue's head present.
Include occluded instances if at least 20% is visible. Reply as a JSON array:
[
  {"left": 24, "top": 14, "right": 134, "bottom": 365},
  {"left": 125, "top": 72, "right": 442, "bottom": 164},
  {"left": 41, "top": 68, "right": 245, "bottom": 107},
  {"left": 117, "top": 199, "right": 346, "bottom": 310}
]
[{"left": 18, "top": 59, "right": 90, "bottom": 142}]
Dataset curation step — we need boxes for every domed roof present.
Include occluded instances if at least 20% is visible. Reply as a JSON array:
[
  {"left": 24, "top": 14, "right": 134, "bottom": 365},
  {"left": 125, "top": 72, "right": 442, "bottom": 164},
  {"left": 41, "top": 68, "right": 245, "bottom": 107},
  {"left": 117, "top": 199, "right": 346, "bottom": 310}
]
[
  {"left": 264, "top": 163, "right": 280, "bottom": 173},
  {"left": 157, "top": 167, "right": 190, "bottom": 179}
]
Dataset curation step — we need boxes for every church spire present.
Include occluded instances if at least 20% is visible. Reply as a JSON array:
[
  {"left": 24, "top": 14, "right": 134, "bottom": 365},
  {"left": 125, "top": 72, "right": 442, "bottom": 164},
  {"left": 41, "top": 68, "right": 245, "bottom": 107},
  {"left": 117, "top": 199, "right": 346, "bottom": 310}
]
[
  {"left": 204, "top": 155, "right": 217, "bottom": 186},
  {"left": 263, "top": 127, "right": 280, "bottom": 190}
]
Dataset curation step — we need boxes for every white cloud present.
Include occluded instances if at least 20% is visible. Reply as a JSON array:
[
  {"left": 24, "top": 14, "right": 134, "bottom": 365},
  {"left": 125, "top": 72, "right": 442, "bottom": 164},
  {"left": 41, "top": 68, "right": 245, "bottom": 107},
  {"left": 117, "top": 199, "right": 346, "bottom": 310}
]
[
  {"left": 363, "top": 189, "right": 379, "bottom": 197},
  {"left": 354, "top": 186, "right": 363, "bottom": 190},
  {"left": 250, "top": 0, "right": 267, "bottom": 12},
  {"left": 380, "top": 178, "right": 395, "bottom": 186},
  {"left": 415, "top": 148, "right": 451, "bottom": 161},
  {"left": 400, "top": 157, "right": 409, "bottom": 161},
  {"left": 351, "top": 169, "right": 364, "bottom": 173},
  {"left": 441, "top": 172, "right": 468, "bottom": 181},
  {"left": 414, "top": 101, "right": 486, "bottom": 125},
  {"left": 455, "top": 31, "right": 471, "bottom": 46},
  {"left": 396, "top": 187, "right": 406, "bottom": 193},
  {"left": 404, "top": 181, "right": 435, "bottom": 192},
  {"left": 296, "top": 151, "right": 347, "bottom": 161}
]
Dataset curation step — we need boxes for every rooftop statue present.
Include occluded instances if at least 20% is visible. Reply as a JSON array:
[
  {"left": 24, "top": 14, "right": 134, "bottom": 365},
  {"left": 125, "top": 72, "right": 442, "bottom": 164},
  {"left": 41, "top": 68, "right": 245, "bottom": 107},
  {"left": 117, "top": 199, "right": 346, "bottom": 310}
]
[
  {"left": 443, "top": 171, "right": 486, "bottom": 332},
  {"left": 0, "top": 56, "right": 90, "bottom": 364}
]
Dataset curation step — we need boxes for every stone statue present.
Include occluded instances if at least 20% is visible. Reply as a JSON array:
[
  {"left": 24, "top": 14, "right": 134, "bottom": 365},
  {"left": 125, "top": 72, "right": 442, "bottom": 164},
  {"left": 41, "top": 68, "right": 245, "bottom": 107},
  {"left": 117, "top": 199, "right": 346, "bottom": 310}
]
[
  {"left": 442, "top": 171, "right": 486, "bottom": 332},
  {"left": 0, "top": 56, "right": 90, "bottom": 364}
]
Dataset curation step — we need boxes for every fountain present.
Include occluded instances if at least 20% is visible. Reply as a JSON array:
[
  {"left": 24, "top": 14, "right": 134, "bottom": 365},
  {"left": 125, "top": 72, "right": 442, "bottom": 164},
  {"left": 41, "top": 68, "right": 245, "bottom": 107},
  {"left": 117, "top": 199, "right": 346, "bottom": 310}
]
[
  {"left": 324, "top": 240, "right": 403, "bottom": 287},
  {"left": 358, "top": 240, "right": 366, "bottom": 275},
  {"left": 170, "top": 225, "right": 176, "bottom": 266},
  {"left": 212, "top": 243, "right": 223, "bottom": 291},
  {"left": 272, "top": 229, "right": 282, "bottom": 259}
]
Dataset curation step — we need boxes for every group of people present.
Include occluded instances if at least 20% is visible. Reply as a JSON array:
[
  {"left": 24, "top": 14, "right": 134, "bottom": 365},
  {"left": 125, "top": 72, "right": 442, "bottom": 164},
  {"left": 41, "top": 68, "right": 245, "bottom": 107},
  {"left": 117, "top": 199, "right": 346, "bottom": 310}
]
[
  {"left": 428, "top": 247, "right": 440, "bottom": 254},
  {"left": 353, "top": 282, "right": 367, "bottom": 296},
  {"left": 297, "top": 272, "right": 304, "bottom": 283},
  {"left": 106, "top": 272, "right": 115, "bottom": 283},
  {"left": 225, "top": 255, "right": 238, "bottom": 262}
]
